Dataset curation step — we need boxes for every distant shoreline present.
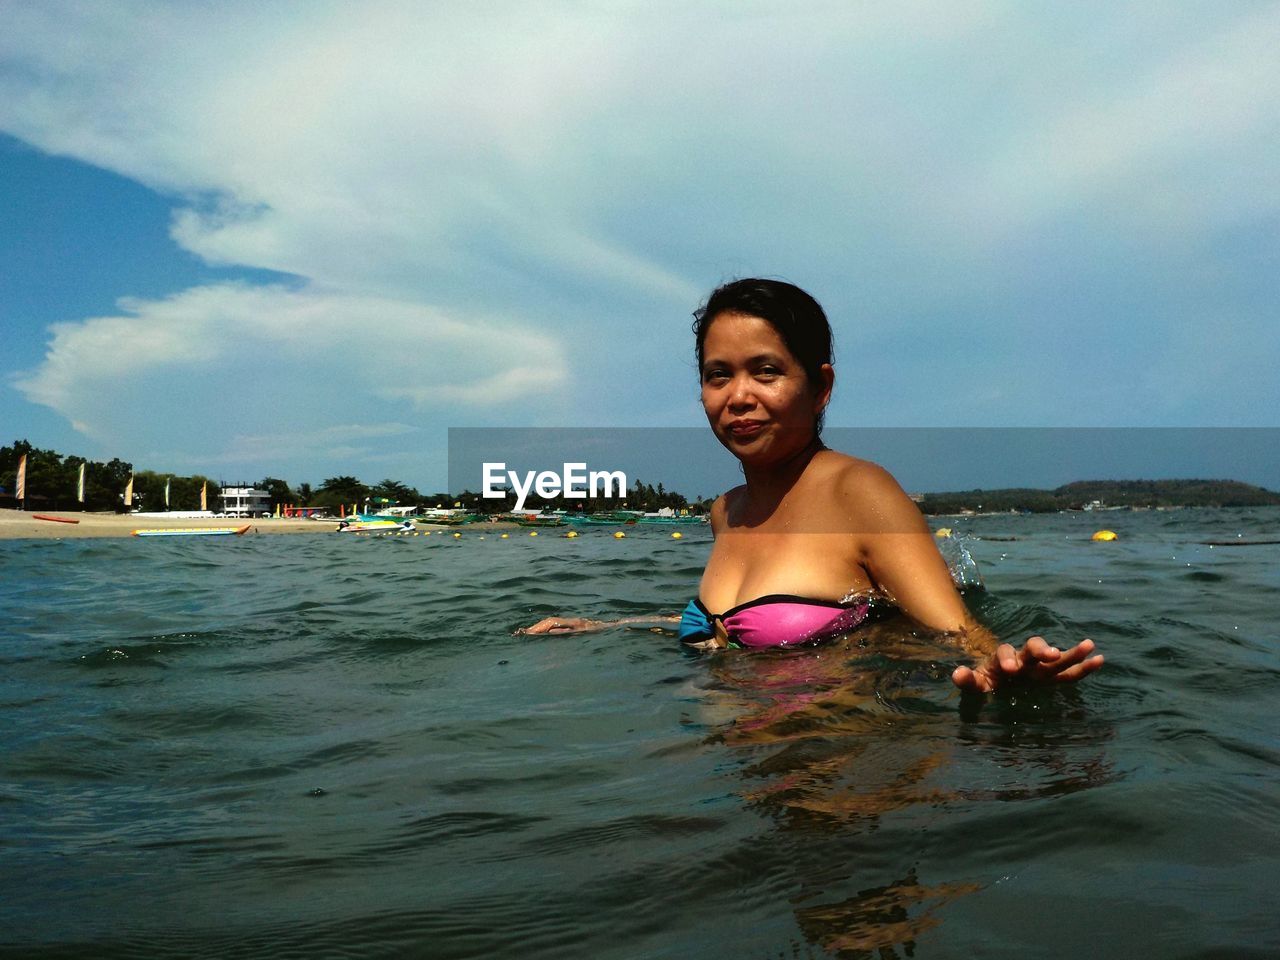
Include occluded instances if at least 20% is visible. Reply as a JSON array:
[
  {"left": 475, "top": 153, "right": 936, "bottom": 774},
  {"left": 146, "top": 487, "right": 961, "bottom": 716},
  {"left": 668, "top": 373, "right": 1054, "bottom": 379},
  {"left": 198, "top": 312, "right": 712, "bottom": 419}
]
[
  {"left": 916, "top": 479, "right": 1280, "bottom": 514},
  {"left": 3, "top": 501, "right": 1276, "bottom": 541}
]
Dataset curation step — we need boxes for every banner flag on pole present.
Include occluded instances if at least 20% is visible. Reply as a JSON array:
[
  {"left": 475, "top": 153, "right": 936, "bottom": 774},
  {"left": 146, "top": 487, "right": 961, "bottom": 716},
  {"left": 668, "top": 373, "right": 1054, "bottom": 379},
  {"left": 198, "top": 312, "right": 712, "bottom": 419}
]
[
  {"left": 200, "top": 481, "right": 207, "bottom": 511},
  {"left": 16, "top": 455, "right": 26, "bottom": 503},
  {"left": 77, "top": 462, "right": 86, "bottom": 503},
  {"left": 164, "top": 477, "right": 171, "bottom": 508},
  {"left": 123, "top": 474, "right": 134, "bottom": 511}
]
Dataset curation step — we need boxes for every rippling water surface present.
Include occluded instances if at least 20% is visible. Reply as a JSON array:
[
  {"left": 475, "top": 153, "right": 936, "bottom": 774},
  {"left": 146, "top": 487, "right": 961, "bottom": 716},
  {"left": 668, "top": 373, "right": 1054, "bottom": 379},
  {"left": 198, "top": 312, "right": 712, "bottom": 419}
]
[{"left": 2, "top": 509, "right": 1278, "bottom": 958}]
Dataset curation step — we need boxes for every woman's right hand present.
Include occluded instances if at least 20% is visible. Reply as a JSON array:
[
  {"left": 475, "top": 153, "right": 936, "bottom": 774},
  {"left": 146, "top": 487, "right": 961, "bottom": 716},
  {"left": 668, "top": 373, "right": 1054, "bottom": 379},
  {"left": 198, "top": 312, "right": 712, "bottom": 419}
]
[
  {"left": 516, "top": 617, "right": 605, "bottom": 635},
  {"left": 951, "top": 636, "right": 1103, "bottom": 692}
]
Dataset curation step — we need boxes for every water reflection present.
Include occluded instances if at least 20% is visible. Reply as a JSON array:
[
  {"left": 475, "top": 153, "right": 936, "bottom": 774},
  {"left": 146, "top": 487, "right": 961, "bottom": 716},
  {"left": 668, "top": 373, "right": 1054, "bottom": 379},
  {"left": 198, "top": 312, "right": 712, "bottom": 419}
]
[
  {"left": 696, "top": 617, "right": 1116, "bottom": 958},
  {"left": 793, "top": 870, "right": 981, "bottom": 960}
]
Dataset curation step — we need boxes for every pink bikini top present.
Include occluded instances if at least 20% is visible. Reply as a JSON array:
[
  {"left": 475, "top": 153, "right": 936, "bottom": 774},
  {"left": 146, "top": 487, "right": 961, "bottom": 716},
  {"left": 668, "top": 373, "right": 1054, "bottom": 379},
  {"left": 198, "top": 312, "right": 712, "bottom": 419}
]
[{"left": 678, "top": 595, "right": 870, "bottom": 648}]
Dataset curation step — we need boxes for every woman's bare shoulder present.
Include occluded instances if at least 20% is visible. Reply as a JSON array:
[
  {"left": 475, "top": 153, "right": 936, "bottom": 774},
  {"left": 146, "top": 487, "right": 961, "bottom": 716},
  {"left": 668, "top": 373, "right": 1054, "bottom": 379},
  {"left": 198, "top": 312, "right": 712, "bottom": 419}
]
[
  {"left": 709, "top": 486, "right": 745, "bottom": 534},
  {"left": 814, "top": 449, "right": 899, "bottom": 489},
  {"left": 818, "top": 451, "right": 923, "bottom": 527}
]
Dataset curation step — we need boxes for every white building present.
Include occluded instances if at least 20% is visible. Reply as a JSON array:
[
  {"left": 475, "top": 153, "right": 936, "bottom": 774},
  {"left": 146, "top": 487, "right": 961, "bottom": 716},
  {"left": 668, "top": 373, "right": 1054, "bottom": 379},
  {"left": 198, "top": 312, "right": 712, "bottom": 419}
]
[{"left": 221, "top": 485, "right": 272, "bottom": 517}]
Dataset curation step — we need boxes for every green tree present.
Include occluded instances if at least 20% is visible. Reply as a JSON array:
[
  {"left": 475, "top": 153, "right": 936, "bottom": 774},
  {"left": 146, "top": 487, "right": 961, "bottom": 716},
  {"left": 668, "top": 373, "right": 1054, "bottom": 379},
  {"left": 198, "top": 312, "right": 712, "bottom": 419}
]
[
  {"left": 168, "top": 475, "right": 219, "bottom": 511},
  {"left": 371, "top": 478, "right": 418, "bottom": 504},
  {"left": 1, "top": 440, "right": 36, "bottom": 495},
  {"left": 313, "top": 475, "right": 369, "bottom": 509},
  {"left": 133, "top": 470, "right": 168, "bottom": 511},
  {"left": 3, "top": 441, "right": 60, "bottom": 505},
  {"left": 258, "top": 477, "right": 297, "bottom": 509},
  {"left": 92, "top": 458, "right": 133, "bottom": 511}
]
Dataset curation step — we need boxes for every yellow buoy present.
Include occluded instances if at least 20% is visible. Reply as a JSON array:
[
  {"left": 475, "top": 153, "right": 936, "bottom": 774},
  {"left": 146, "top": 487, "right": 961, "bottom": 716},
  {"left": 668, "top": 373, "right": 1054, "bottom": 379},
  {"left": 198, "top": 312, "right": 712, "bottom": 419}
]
[
  {"left": 453, "top": 532, "right": 462, "bottom": 539},
  {"left": 671, "top": 532, "right": 683, "bottom": 539},
  {"left": 500, "top": 533, "right": 509, "bottom": 539},
  {"left": 614, "top": 531, "right": 626, "bottom": 539},
  {"left": 1092, "top": 530, "right": 1117, "bottom": 541},
  {"left": 935, "top": 527, "right": 952, "bottom": 538},
  {"left": 530, "top": 531, "right": 539, "bottom": 537},
  {"left": 566, "top": 531, "right": 578, "bottom": 538}
]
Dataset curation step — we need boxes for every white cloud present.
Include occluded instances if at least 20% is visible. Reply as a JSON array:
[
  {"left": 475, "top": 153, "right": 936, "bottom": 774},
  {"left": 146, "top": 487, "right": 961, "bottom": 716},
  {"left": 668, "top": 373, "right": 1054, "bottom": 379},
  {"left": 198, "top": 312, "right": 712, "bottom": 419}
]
[
  {"left": 0, "top": 1, "right": 702, "bottom": 299},
  {"left": 13, "top": 283, "right": 567, "bottom": 456}
]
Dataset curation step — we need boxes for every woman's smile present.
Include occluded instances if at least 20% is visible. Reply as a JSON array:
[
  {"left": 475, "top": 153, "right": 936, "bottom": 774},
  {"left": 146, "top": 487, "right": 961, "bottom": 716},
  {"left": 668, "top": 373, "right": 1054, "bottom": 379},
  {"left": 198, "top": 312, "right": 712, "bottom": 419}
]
[{"left": 726, "top": 418, "right": 765, "bottom": 439}]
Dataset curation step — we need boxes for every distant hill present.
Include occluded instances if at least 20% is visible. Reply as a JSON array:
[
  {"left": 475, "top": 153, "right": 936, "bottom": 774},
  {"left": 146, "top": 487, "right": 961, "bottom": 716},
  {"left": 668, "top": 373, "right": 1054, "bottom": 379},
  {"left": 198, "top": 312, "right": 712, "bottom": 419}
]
[{"left": 918, "top": 479, "right": 1280, "bottom": 514}]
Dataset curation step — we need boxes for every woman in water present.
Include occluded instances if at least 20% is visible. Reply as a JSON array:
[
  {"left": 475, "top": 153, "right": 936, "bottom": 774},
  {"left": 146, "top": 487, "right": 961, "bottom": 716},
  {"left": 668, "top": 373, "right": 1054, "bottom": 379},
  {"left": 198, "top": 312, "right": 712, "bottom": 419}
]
[{"left": 523, "top": 279, "right": 1103, "bottom": 693}]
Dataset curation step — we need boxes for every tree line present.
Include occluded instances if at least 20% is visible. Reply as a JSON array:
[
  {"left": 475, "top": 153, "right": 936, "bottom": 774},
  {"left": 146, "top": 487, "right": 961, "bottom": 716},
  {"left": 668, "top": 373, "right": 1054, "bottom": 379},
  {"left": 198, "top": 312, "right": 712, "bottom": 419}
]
[
  {"left": 2, "top": 440, "right": 225, "bottom": 512},
  {"left": 2, "top": 442, "right": 715, "bottom": 515},
  {"left": 445, "top": 478, "right": 708, "bottom": 515},
  {"left": 312, "top": 476, "right": 709, "bottom": 515}
]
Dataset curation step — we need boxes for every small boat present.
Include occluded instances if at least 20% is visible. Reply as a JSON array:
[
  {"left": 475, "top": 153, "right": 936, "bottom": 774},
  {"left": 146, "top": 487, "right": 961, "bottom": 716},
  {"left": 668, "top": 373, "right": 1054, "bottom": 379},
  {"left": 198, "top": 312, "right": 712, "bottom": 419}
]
[
  {"left": 336, "top": 518, "right": 416, "bottom": 533},
  {"left": 418, "top": 511, "right": 481, "bottom": 526},
  {"left": 567, "top": 512, "right": 638, "bottom": 526},
  {"left": 509, "top": 513, "right": 565, "bottom": 528},
  {"left": 133, "top": 525, "right": 251, "bottom": 537}
]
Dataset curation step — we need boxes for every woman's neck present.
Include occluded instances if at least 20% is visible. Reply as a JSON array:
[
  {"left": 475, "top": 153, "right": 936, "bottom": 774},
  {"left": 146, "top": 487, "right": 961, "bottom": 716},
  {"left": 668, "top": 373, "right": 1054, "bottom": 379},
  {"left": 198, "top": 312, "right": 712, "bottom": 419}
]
[{"left": 740, "top": 435, "right": 825, "bottom": 507}]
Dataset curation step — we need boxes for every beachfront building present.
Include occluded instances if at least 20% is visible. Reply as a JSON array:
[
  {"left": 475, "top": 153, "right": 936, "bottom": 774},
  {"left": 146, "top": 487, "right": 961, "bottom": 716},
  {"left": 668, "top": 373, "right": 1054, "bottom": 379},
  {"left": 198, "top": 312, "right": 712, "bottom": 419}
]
[{"left": 221, "top": 485, "right": 272, "bottom": 517}]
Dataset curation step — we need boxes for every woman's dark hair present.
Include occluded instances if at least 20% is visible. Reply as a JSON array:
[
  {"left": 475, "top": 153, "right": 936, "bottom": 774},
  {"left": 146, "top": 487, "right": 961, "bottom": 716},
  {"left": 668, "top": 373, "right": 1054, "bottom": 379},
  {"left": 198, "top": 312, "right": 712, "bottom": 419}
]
[{"left": 693, "top": 278, "right": 834, "bottom": 433}]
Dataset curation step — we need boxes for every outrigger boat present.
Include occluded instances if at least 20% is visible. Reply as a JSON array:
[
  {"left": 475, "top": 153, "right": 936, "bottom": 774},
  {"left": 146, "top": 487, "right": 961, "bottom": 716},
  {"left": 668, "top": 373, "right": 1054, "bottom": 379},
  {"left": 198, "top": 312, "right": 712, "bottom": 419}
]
[
  {"left": 566, "top": 511, "right": 638, "bottom": 526},
  {"left": 418, "top": 509, "right": 481, "bottom": 526},
  {"left": 507, "top": 512, "right": 565, "bottom": 528},
  {"left": 421, "top": 514, "right": 480, "bottom": 526}
]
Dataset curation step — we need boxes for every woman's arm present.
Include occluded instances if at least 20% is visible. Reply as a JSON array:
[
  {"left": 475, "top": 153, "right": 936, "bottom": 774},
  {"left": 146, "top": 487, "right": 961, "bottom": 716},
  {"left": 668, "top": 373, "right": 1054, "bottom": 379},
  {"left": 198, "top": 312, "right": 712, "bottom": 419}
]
[
  {"left": 517, "top": 615, "right": 680, "bottom": 635},
  {"left": 847, "top": 464, "right": 1103, "bottom": 692},
  {"left": 522, "top": 497, "right": 728, "bottom": 637}
]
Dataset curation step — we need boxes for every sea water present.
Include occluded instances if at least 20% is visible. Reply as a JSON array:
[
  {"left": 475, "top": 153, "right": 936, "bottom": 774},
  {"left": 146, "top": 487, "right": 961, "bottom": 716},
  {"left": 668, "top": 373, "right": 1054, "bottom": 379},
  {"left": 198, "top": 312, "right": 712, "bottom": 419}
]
[{"left": 1, "top": 509, "right": 1277, "bottom": 958}]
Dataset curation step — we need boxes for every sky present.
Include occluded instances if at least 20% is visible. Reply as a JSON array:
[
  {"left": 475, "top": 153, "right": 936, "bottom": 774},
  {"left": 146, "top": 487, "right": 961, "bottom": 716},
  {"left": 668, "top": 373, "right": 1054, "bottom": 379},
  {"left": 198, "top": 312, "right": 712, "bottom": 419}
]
[{"left": 3, "top": 1, "right": 1279, "bottom": 494}]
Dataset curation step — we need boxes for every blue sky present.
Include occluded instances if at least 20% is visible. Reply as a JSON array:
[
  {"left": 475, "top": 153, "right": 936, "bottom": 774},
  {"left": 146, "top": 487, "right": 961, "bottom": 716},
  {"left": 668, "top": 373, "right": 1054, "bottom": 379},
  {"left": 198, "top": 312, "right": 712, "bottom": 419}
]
[{"left": 3, "top": 2, "right": 1278, "bottom": 493}]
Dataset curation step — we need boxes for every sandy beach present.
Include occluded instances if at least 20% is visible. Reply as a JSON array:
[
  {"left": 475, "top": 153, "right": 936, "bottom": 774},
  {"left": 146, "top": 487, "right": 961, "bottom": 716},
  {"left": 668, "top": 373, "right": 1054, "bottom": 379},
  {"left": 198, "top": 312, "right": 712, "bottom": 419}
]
[
  {"left": 0, "top": 509, "right": 527, "bottom": 539},
  {"left": 0, "top": 508, "right": 340, "bottom": 539}
]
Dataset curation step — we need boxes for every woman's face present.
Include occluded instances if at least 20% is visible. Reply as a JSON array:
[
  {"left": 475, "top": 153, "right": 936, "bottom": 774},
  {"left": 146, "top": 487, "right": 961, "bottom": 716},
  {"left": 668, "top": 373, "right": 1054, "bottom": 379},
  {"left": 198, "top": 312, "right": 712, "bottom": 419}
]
[{"left": 699, "top": 311, "right": 832, "bottom": 467}]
